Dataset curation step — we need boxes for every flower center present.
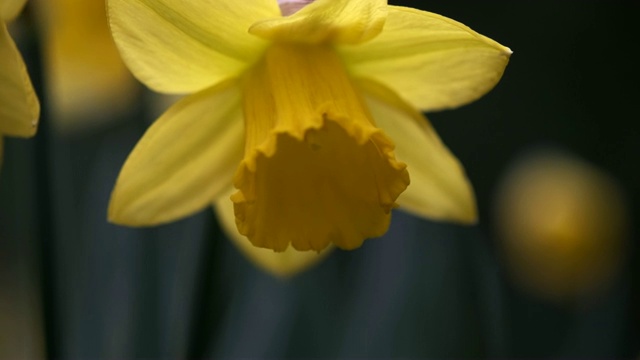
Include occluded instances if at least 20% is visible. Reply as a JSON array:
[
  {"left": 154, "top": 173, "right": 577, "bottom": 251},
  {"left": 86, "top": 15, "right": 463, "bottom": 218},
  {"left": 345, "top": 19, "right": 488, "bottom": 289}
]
[
  {"left": 231, "top": 43, "right": 409, "bottom": 252},
  {"left": 277, "top": 0, "right": 314, "bottom": 16}
]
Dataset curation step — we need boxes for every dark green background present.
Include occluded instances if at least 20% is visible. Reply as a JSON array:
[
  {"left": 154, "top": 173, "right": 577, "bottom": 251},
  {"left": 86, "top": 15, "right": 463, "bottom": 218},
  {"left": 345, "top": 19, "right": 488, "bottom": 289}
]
[{"left": 1, "top": 1, "right": 637, "bottom": 358}]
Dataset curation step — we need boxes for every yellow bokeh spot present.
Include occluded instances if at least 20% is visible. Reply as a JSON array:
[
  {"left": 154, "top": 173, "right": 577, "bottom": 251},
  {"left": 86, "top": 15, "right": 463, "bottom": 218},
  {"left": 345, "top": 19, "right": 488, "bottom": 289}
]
[{"left": 494, "top": 151, "right": 628, "bottom": 302}]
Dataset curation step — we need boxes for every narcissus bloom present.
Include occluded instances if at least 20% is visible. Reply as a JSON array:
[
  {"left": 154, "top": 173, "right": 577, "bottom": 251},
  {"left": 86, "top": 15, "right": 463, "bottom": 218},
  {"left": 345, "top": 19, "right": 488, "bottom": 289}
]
[
  {"left": 0, "top": 0, "right": 39, "bottom": 164},
  {"left": 107, "top": 0, "right": 510, "bottom": 273}
]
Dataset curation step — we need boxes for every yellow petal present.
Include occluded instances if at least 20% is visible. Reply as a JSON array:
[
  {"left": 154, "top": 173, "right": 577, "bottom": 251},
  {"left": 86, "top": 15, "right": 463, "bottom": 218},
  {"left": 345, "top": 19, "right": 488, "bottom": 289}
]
[
  {"left": 340, "top": 6, "right": 511, "bottom": 112},
  {"left": 360, "top": 78, "right": 477, "bottom": 223},
  {"left": 215, "top": 189, "right": 332, "bottom": 277},
  {"left": 0, "top": 0, "right": 26, "bottom": 21},
  {"left": 250, "top": 0, "right": 387, "bottom": 44},
  {"left": 108, "top": 79, "right": 244, "bottom": 226},
  {"left": 37, "top": 0, "right": 137, "bottom": 133},
  {"left": 0, "top": 23, "right": 39, "bottom": 137},
  {"left": 233, "top": 43, "right": 409, "bottom": 252},
  {"left": 107, "top": 0, "right": 279, "bottom": 93}
]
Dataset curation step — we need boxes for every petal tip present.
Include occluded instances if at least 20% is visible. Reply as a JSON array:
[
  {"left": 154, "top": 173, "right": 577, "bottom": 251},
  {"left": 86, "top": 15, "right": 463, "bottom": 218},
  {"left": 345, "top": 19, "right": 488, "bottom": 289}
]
[
  {"left": 458, "top": 205, "right": 479, "bottom": 225},
  {"left": 106, "top": 193, "right": 128, "bottom": 225}
]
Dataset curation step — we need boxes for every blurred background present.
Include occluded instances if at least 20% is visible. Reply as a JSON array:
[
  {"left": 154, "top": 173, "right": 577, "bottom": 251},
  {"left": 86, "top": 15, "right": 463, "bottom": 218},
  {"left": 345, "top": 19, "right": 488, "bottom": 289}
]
[{"left": 0, "top": 0, "right": 638, "bottom": 358}]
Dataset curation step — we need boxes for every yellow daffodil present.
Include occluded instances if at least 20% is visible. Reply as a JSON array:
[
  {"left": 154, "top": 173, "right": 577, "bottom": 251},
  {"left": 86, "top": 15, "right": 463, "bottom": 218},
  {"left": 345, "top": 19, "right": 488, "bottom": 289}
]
[
  {"left": 107, "top": 0, "right": 510, "bottom": 274},
  {"left": 0, "top": 0, "right": 39, "bottom": 164}
]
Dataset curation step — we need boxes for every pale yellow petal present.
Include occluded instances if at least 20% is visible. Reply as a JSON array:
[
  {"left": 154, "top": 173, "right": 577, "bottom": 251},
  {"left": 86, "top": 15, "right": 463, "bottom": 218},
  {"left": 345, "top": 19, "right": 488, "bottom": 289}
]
[
  {"left": 108, "top": 79, "right": 244, "bottom": 226},
  {"left": 361, "top": 78, "right": 477, "bottom": 223},
  {"left": 215, "top": 190, "right": 333, "bottom": 277},
  {"left": 0, "top": 23, "right": 39, "bottom": 137},
  {"left": 340, "top": 6, "right": 511, "bottom": 112},
  {"left": 250, "top": 0, "right": 387, "bottom": 44},
  {"left": 0, "top": 0, "right": 26, "bottom": 21},
  {"left": 107, "top": 0, "right": 280, "bottom": 93}
]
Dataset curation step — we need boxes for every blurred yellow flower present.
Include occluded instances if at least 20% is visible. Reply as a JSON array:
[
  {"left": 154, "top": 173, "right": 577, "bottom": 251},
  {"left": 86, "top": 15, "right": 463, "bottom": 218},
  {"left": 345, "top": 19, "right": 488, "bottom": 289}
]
[
  {"left": 0, "top": 0, "right": 39, "bottom": 164},
  {"left": 107, "top": 0, "right": 510, "bottom": 274},
  {"left": 494, "top": 151, "right": 628, "bottom": 302},
  {"left": 35, "top": 0, "right": 137, "bottom": 134}
]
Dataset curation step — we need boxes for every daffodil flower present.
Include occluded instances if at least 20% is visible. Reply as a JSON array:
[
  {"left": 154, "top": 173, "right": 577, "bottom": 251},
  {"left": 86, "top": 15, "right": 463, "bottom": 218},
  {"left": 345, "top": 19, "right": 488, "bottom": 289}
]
[
  {"left": 107, "top": 0, "right": 510, "bottom": 274},
  {"left": 0, "top": 0, "right": 39, "bottom": 164}
]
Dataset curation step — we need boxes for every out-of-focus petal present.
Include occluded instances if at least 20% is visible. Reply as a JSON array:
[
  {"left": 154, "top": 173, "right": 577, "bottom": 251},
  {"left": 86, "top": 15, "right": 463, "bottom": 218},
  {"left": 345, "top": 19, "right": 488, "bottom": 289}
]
[
  {"left": 341, "top": 6, "right": 511, "bottom": 112},
  {"left": 37, "top": 0, "right": 138, "bottom": 133},
  {"left": 215, "top": 190, "right": 333, "bottom": 277},
  {"left": 0, "top": 24, "right": 39, "bottom": 137},
  {"left": 0, "top": 0, "right": 26, "bottom": 21},
  {"left": 361, "top": 78, "right": 477, "bottom": 223},
  {"left": 107, "top": 0, "right": 280, "bottom": 93},
  {"left": 108, "top": 79, "right": 244, "bottom": 226},
  {"left": 250, "top": 0, "right": 387, "bottom": 44}
]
